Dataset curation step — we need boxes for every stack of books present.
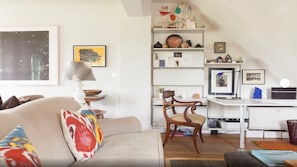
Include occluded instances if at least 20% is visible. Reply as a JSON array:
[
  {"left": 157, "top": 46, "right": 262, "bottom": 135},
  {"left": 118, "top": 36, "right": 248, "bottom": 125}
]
[{"left": 251, "top": 150, "right": 297, "bottom": 167}]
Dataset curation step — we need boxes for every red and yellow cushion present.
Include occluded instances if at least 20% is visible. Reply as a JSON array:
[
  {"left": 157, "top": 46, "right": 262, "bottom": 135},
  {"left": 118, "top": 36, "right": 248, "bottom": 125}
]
[
  {"left": 61, "top": 109, "right": 98, "bottom": 161},
  {"left": 77, "top": 106, "right": 104, "bottom": 148},
  {"left": 0, "top": 125, "right": 42, "bottom": 167}
]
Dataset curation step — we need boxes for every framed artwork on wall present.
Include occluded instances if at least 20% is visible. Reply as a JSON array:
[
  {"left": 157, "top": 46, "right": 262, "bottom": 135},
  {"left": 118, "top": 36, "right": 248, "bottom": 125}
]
[
  {"left": 208, "top": 68, "right": 235, "bottom": 95},
  {"left": 0, "top": 26, "right": 58, "bottom": 85},
  {"left": 214, "top": 42, "right": 226, "bottom": 53},
  {"left": 73, "top": 45, "right": 106, "bottom": 67},
  {"left": 242, "top": 69, "right": 265, "bottom": 85}
]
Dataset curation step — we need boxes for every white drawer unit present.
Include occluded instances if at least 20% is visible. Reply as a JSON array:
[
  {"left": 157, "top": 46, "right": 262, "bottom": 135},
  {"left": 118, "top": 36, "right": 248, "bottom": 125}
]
[{"left": 249, "top": 107, "right": 297, "bottom": 130}]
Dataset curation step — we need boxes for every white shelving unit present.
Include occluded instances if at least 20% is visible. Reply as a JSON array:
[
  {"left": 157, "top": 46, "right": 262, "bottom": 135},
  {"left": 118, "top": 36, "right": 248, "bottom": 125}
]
[{"left": 151, "top": 27, "right": 207, "bottom": 129}]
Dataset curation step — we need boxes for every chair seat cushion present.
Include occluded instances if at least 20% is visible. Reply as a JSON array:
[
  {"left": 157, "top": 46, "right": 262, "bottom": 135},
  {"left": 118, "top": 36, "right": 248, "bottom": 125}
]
[{"left": 170, "top": 113, "right": 206, "bottom": 124}]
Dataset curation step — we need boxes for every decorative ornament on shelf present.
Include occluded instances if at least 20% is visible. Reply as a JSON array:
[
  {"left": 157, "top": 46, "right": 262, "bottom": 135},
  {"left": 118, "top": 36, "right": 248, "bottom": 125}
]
[
  {"left": 154, "top": 41, "right": 162, "bottom": 48},
  {"left": 64, "top": 61, "right": 96, "bottom": 105},
  {"left": 225, "top": 54, "right": 232, "bottom": 63}
]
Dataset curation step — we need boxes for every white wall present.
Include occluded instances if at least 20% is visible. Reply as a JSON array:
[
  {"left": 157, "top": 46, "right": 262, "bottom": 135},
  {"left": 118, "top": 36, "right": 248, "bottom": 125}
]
[
  {"left": 0, "top": 0, "right": 152, "bottom": 130},
  {"left": 190, "top": 0, "right": 297, "bottom": 98},
  {"left": 1, "top": 0, "right": 297, "bottom": 130},
  {"left": 152, "top": 0, "right": 297, "bottom": 98}
]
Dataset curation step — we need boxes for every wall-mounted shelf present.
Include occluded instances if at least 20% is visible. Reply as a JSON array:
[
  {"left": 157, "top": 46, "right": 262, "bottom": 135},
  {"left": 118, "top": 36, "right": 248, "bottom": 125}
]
[
  {"left": 153, "top": 67, "right": 204, "bottom": 69},
  {"left": 153, "top": 48, "right": 204, "bottom": 51},
  {"left": 153, "top": 28, "right": 206, "bottom": 33},
  {"left": 205, "top": 62, "right": 244, "bottom": 66},
  {"left": 151, "top": 27, "right": 207, "bottom": 129}
]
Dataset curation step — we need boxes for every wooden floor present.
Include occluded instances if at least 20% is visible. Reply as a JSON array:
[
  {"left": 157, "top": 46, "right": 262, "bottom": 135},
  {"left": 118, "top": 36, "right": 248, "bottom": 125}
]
[{"left": 162, "top": 133, "right": 288, "bottom": 159}]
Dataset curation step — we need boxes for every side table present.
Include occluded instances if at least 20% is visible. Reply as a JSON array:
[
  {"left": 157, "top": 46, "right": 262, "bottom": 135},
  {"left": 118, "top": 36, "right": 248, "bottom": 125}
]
[
  {"left": 84, "top": 95, "right": 107, "bottom": 119},
  {"left": 93, "top": 109, "right": 106, "bottom": 119},
  {"left": 84, "top": 95, "right": 106, "bottom": 105}
]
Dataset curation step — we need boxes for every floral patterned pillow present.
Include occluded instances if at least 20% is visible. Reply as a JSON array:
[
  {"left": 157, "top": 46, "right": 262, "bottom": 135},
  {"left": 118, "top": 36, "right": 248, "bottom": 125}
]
[
  {"left": 77, "top": 105, "right": 104, "bottom": 149},
  {"left": 0, "top": 125, "right": 42, "bottom": 167},
  {"left": 60, "top": 109, "right": 98, "bottom": 161}
]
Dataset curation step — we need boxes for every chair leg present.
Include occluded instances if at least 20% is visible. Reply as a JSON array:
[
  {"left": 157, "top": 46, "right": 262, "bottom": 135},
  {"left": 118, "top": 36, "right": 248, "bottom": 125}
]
[
  {"left": 199, "top": 126, "right": 204, "bottom": 143},
  {"left": 163, "top": 123, "right": 171, "bottom": 147},
  {"left": 193, "top": 127, "right": 200, "bottom": 153},
  {"left": 170, "top": 125, "right": 177, "bottom": 140}
]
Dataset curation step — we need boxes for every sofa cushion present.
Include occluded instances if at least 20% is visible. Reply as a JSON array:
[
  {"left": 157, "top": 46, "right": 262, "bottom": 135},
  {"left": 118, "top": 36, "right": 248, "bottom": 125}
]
[
  {"left": 61, "top": 109, "right": 98, "bottom": 161},
  {"left": 70, "top": 129, "right": 164, "bottom": 167},
  {"left": 1, "top": 96, "right": 21, "bottom": 110},
  {"left": 0, "top": 125, "right": 42, "bottom": 167},
  {"left": 77, "top": 106, "right": 104, "bottom": 149}
]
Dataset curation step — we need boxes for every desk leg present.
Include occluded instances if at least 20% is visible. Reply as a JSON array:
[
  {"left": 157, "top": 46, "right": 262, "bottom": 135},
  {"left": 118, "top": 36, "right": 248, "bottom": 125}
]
[{"left": 238, "top": 105, "right": 246, "bottom": 151}]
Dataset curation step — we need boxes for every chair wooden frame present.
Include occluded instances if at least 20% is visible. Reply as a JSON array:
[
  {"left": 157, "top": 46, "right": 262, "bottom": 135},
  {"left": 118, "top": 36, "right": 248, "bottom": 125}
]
[{"left": 162, "top": 90, "right": 206, "bottom": 153}]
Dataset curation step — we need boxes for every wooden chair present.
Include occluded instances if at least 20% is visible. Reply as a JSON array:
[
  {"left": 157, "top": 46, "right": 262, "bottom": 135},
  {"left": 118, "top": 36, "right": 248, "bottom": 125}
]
[{"left": 162, "top": 90, "right": 206, "bottom": 153}]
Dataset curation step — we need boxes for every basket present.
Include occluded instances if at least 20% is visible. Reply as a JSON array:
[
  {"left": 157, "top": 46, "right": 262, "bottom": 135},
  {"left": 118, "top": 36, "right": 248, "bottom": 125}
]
[{"left": 287, "top": 120, "right": 297, "bottom": 145}]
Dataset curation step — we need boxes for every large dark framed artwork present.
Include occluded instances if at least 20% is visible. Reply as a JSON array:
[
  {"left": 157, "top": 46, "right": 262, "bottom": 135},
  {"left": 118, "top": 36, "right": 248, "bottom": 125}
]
[
  {"left": 0, "top": 26, "right": 58, "bottom": 85},
  {"left": 208, "top": 68, "right": 235, "bottom": 95},
  {"left": 73, "top": 45, "right": 106, "bottom": 67}
]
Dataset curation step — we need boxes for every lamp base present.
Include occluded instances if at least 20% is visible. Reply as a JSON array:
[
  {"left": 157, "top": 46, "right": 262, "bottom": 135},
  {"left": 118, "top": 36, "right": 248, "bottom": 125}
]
[{"left": 73, "top": 81, "right": 85, "bottom": 105}]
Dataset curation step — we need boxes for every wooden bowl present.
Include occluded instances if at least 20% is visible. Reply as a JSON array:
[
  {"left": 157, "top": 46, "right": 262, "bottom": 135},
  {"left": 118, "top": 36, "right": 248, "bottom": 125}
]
[{"left": 83, "top": 89, "right": 102, "bottom": 96}]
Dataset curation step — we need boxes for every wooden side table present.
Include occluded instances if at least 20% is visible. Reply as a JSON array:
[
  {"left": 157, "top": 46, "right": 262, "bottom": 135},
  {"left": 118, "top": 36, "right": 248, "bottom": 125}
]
[
  {"left": 93, "top": 109, "right": 106, "bottom": 119},
  {"left": 84, "top": 95, "right": 106, "bottom": 105},
  {"left": 84, "top": 95, "right": 107, "bottom": 119}
]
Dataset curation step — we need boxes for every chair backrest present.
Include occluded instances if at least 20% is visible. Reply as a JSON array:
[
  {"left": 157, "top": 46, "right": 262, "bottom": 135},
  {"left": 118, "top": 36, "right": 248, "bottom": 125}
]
[{"left": 162, "top": 90, "right": 176, "bottom": 119}]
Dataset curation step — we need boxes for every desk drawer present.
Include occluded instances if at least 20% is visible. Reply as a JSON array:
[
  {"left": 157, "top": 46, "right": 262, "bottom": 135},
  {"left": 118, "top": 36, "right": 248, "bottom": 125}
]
[{"left": 249, "top": 107, "right": 297, "bottom": 130}]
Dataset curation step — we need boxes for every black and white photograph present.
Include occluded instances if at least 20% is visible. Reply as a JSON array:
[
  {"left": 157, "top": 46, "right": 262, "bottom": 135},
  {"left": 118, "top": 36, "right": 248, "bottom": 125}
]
[{"left": 208, "top": 68, "right": 235, "bottom": 95}]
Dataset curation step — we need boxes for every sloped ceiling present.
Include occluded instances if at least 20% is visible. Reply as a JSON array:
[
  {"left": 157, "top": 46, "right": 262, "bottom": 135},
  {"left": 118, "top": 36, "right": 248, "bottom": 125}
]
[
  {"left": 148, "top": 0, "right": 297, "bottom": 85},
  {"left": 194, "top": 0, "right": 297, "bottom": 85},
  {"left": 121, "top": 0, "right": 151, "bottom": 17}
]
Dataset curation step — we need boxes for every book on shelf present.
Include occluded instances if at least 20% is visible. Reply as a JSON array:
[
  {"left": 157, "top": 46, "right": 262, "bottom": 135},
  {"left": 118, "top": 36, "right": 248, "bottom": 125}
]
[{"left": 251, "top": 150, "right": 297, "bottom": 167}]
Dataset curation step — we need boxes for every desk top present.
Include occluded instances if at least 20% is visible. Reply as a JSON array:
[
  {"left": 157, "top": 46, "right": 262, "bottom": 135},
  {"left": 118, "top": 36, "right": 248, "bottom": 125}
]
[{"left": 208, "top": 98, "right": 297, "bottom": 107}]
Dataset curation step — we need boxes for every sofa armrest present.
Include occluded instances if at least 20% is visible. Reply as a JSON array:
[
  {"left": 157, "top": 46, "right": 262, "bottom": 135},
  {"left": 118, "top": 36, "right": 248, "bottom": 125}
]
[{"left": 98, "top": 116, "right": 142, "bottom": 137}]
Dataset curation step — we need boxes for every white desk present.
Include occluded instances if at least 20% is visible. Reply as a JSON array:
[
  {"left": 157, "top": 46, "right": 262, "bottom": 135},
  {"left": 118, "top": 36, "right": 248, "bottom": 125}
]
[{"left": 208, "top": 98, "right": 297, "bottom": 150}]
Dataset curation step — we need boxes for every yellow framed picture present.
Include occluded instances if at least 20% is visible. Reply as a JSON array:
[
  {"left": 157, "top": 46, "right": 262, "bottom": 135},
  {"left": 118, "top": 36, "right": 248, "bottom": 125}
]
[{"left": 73, "top": 45, "right": 106, "bottom": 67}]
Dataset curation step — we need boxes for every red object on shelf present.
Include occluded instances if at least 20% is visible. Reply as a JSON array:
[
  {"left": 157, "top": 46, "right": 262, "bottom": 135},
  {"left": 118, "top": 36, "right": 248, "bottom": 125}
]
[{"left": 159, "top": 11, "right": 171, "bottom": 16}]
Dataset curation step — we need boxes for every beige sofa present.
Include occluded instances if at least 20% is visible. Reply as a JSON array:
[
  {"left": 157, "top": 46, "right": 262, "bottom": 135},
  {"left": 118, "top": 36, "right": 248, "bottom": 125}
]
[{"left": 0, "top": 97, "right": 164, "bottom": 167}]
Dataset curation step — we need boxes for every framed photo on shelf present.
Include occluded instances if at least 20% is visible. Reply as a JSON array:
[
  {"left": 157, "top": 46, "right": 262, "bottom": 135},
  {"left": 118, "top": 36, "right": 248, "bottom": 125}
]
[
  {"left": 208, "top": 68, "right": 235, "bottom": 95},
  {"left": 214, "top": 42, "right": 226, "bottom": 53},
  {"left": 242, "top": 69, "right": 265, "bottom": 85},
  {"left": 73, "top": 45, "right": 106, "bottom": 67},
  {"left": 0, "top": 26, "right": 58, "bottom": 85}
]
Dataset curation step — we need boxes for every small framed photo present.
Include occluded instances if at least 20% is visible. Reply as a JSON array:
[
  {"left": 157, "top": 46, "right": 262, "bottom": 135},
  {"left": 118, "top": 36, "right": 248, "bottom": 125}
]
[
  {"left": 73, "top": 45, "right": 106, "bottom": 67},
  {"left": 242, "top": 69, "right": 265, "bottom": 85},
  {"left": 208, "top": 68, "right": 235, "bottom": 95},
  {"left": 214, "top": 42, "right": 226, "bottom": 53}
]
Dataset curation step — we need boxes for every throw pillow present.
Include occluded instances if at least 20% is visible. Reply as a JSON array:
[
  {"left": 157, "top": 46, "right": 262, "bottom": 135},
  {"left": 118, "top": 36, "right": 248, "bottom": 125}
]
[
  {"left": 0, "top": 96, "right": 2, "bottom": 109},
  {"left": 77, "top": 105, "right": 104, "bottom": 149},
  {"left": 1, "top": 96, "right": 21, "bottom": 110},
  {"left": 0, "top": 125, "right": 42, "bottom": 167},
  {"left": 61, "top": 109, "right": 98, "bottom": 161}
]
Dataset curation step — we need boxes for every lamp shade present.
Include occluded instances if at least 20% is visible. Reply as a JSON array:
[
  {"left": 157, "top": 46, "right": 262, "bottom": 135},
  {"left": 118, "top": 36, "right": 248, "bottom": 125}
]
[{"left": 65, "top": 61, "right": 95, "bottom": 81}]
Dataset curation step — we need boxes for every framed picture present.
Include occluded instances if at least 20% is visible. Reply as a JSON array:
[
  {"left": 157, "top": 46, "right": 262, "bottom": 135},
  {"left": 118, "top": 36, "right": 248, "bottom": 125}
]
[
  {"left": 208, "top": 68, "right": 235, "bottom": 95},
  {"left": 214, "top": 42, "right": 226, "bottom": 53},
  {"left": 73, "top": 45, "right": 106, "bottom": 67},
  {"left": 242, "top": 69, "right": 265, "bottom": 85},
  {"left": 0, "top": 26, "right": 58, "bottom": 85}
]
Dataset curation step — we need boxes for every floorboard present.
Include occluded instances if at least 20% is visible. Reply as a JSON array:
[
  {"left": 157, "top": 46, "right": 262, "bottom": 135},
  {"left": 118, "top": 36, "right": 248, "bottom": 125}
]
[{"left": 162, "top": 133, "right": 286, "bottom": 159}]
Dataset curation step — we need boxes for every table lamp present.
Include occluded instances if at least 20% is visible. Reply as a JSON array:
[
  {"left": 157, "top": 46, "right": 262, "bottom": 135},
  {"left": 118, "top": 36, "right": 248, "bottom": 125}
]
[{"left": 64, "top": 61, "right": 95, "bottom": 104}]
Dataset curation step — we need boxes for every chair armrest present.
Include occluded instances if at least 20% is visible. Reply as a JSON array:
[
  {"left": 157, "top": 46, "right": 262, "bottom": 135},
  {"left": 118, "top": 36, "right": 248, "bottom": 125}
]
[{"left": 98, "top": 116, "right": 142, "bottom": 137}]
